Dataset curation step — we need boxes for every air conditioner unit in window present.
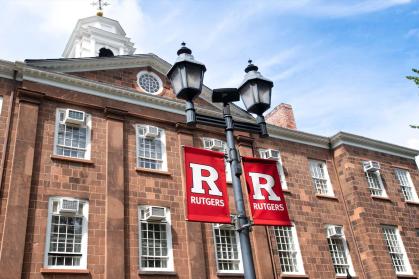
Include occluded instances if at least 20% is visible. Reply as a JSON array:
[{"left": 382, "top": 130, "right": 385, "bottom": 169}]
[
  {"left": 58, "top": 198, "right": 79, "bottom": 214},
  {"left": 64, "top": 109, "right": 85, "bottom": 125},
  {"left": 214, "top": 223, "right": 233, "bottom": 230},
  {"left": 363, "top": 161, "right": 380, "bottom": 172},
  {"left": 261, "top": 149, "right": 280, "bottom": 159},
  {"left": 204, "top": 139, "right": 224, "bottom": 151},
  {"left": 144, "top": 125, "right": 159, "bottom": 138},
  {"left": 144, "top": 206, "right": 166, "bottom": 221},
  {"left": 327, "top": 225, "right": 343, "bottom": 238}
]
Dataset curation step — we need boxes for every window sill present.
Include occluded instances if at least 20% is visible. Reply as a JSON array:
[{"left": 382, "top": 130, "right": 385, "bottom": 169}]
[
  {"left": 280, "top": 274, "right": 309, "bottom": 278},
  {"left": 51, "top": 155, "right": 94, "bottom": 165},
  {"left": 217, "top": 272, "right": 244, "bottom": 277},
  {"left": 315, "top": 194, "right": 338, "bottom": 201},
  {"left": 40, "top": 268, "right": 90, "bottom": 274},
  {"left": 138, "top": 270, "right": 177, "bottom": 276},
  {"left": 135, "top": 167, "right": 171, "bottom": 176},
  {"left": 336, "top": 276, "right": 357, "bottom": 279},
  {"left": 371, "top": 195, "right": 392, "bottom": 202},
  {"left": 396, "top": 274, "right": 417, "bottom": 278},
  {"left": 405, "top": 200, "right": 419, "bottom": 206},
  {"left": 282, "top": 188, "right": 292, "bottom": 194}
]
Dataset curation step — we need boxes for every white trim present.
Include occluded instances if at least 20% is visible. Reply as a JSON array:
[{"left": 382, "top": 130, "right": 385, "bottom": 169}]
[
  {"left": 0, "top": 96, "right": 3, "bottom": 115},
  {"left": 136, "top": 70, "right": 163, "bottom": 95},
  {"left": 394, "top": 169, "right": 419, "bottom": 202},
  {"left": 273, "top": 223, "right": 305, "bottom": 275},
  {"left": 325, "top": 224, "right": 355, "bottom": 277},
  {"left": 331, "top": 133, "right": 419, "bottom": 160},
  {"left": 53, "top": 108, "right": 92, "bottom": 160},
  {"left": 44, "top": 197, "right": 89, "bottom": 269},
  {"left": 136, "top": 124, "right": 168, "bottom": 171},
  {"left": 309, "top": 159, "right": 334, "bottom": 197},
  {"left": 381, "top": 225, "right": 413, "bottom": 275},
  {"left": 138, "top": 205, "right": 174, "bottom": 272},
  {"left": 212, "top": 224, "right": 244, "bottom": 274},
  {"left": 364, "top": 168, "right": 387, "bottom": 198},
  {"left": 259, "top": 149, "right": 288, "bottom": 190}
]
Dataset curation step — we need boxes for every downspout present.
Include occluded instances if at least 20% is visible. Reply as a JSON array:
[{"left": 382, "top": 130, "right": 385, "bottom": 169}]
[
  {"left": 0, "top": 69, "right": 18, "bottom": 196},
  {"left": 329, "top": 142, "right": 367, "bottom": 279}
]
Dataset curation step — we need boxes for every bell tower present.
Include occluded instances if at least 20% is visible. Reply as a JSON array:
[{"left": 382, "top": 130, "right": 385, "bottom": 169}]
[{"left": 62, "top": 1, "right": 135, "bottom": 58}]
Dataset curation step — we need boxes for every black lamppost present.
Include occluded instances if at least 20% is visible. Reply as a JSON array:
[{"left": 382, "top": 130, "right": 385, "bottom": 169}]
[{"left": 167, "top": 43, "right": 273, "bottom": 279}]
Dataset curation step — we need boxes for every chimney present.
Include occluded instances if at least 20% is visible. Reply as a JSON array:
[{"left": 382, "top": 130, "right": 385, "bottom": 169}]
[{"left": 265, "top": 103, "right": 297, "bottom": 130}]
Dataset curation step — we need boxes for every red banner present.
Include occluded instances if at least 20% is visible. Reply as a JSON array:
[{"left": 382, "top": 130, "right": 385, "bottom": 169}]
[
  {"left": 242, "top": 156, "right": 291, "bottom": 226},
  {"left": 183, "top": 146, "right": 231, "bottom": 223}
]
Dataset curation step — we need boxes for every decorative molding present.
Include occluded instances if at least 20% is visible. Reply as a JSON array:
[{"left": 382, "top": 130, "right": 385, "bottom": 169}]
[
  {"left": 268, "top": 125, "right": 330, "bottom": 149},
  {"left": 331, "top": 132, "right": 419, "bottom": 159}
]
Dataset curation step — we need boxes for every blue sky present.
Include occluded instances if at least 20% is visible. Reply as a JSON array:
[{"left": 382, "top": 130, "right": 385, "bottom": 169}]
[{"left": 1, "top": 0, "right": 419, "bottom": 150}]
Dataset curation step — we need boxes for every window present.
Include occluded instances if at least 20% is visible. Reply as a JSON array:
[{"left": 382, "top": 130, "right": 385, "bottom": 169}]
[
  {"left": 0, "top": 96, "right": 3, "bottom": 115},
  {"left": 395, "top": 169, "right": 418, "bottom": 202},
  {"left": 362, "top": 161, "right": 386, "bottom": 197},
  {"left": 309, "top": 160, "right": 334, "bottom": 196},
  {"left": 382, "top": 226, "right": 412, "bottom": 275},
  {"left": 202, "top": 138, "right": 232, "bottom": 182},
  {"left": 137, "top": 71, "right": 163, "bottom": 95},
  {"left": 54, "top": 108, "right": 91, "bottom": 159},
  {"left": 273, "top": 224, "right": 304, "bottom": 275},
  {"left": 136, "top": 125, "right": 167, "bottom": 171},
  {"left": 259, "top": 149, "right": 287, "bottom": 189},
  {"left": 326, "top": 225, "right": 355, "bottom": 276},
  {"left": 138, "top": 206, "right": 173, "bottom": 271},
  {"left": 44, "top": 197, "right": 88, "bottom": 269},
  {"left": 213, "top": 224, "right": 243, "bottom": 274}
]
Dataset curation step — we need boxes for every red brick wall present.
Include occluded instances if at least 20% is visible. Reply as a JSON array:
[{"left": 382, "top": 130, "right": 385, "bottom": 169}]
[{"left": 0, "top": 75, "right": 416, "bottom": 279}]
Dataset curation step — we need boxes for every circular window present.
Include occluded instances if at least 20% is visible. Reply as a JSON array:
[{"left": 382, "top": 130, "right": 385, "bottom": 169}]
[{"left": 137, "top": 71, "right": 163, "bottom": 94}]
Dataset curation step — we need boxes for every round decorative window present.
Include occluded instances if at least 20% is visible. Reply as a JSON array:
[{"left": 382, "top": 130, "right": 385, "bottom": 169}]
[{"left": 137, "top": 71, "right": 163, "bottom": 94}]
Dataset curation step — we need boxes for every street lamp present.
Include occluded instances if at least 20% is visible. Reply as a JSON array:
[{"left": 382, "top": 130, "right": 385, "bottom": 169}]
[
  {"left": 238, "top": 60, "right": 273, "bottom": 137},
  {"left": 167, "top": 42, "right": 206, "bottom": 125},
  {"left": 167, "top": 43, "right": 273, "bottom": 279}
]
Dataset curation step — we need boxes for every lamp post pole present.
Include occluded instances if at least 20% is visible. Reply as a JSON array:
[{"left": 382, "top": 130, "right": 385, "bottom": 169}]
[
  {"left": 223, "top": 102, "right": 256, "bottom": 279},
  {"left": 167, "top": 43, "right": 274, "bottom": 279}
]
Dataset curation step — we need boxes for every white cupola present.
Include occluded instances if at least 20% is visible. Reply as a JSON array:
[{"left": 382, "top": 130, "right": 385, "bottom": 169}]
[{"left": 63, "top": 15, "right": 135, "bottom": 58}]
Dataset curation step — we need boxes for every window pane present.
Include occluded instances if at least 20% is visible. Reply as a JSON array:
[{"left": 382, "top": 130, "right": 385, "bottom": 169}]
[
  {"left": 137, "top": 126, "right": 164, "bottom": 170},
  {"left": 274, "top": 226, "right": 301, "bottom": 273},
  {"left": 139, "top": 208, "right": 170, "bottom": 270},
  {"left": 382, "top": 227, "right": 409, "bottom": 273},
  {"left": 46, "top": 199, "right": 86, "bottom": 268},
  {"left": 213, "top": 226, "right": 241, "bottom": 272},
  {"left": 55, "top": 110, "right": 89, "bottom": 159}
]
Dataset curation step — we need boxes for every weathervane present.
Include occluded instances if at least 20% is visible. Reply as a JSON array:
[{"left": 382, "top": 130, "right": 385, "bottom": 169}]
[{"left": 91, "top": 0, "right": 110, "bottom": 17}]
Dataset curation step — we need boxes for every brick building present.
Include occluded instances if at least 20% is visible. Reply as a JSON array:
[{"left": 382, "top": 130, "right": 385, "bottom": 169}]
[{"left": 0, "top": 13, "right": 417, "bottom": 279}]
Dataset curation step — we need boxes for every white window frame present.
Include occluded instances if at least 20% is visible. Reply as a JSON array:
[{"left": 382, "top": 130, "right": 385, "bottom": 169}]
[
  {"left": 325, "top": 225, "right": 355, "bottom": 277},
  {"left": 137, "top": 70, "right": 163, "bottom": 95},
  {"left": 381, "top": 225, "right": 413, "bottom": 275},
  {"left": 364, "top": 169, "right": 387, "bottom": 197},
  {"left": 212, "top": 224, "right": 243, "bottom": 274},
  {"left": 394, "top": 169, "right": 419, "bottom": 202},
  {"left": 0, "top": 96, "right": 3, "bottom": 115},
  {"left": 309, "top": 159, "right": 334, "bottom": 196},
  {"left": 202, "top": 138, "right": 232, "bottom": 183},
  {"left": 273, "top": 223, "right": 305, "bottom": 275},
  {"left": 138, "top": 205, "right": 174, "bottom": 272},
  {"left": 259, "top": 149, "right": 287, "bottom": 190},
  {"left": 53, "top": 108, "right": 92, "bottom": 160},
  {"left": 44, "top": 197, "right": 89, "bottom": 269},
  {"left": 136, "top": 124, "right": 167, "bottom": 171}
]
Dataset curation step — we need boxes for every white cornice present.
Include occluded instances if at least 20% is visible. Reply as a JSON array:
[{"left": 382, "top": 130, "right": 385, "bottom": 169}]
[
  {"left": 268, "top": 125, "right": 330, "bottom": 149},
  {"left": 331, "top": 132, "right": 419, "bottom": 159}
]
